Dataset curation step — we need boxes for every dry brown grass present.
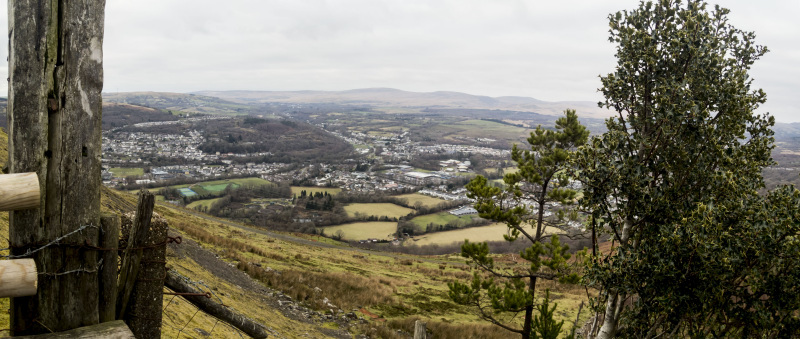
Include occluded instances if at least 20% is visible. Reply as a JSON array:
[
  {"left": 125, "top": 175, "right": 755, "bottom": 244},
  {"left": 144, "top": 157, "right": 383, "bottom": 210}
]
[
  {"left": 172, "top": 220, "right": 401, "bottom": 312},
  {"left": 384, "top": 316, "right": 511, "bottom": 339},
  {"left": 236, "top": 260, "right": 398, "bottom": 311}
]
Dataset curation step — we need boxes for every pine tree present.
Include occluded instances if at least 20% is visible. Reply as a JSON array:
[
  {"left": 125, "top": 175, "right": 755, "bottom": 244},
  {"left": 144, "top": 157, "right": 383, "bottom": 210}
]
[{"left": 448, "top": 110, "right": 588, "bottom": 339}]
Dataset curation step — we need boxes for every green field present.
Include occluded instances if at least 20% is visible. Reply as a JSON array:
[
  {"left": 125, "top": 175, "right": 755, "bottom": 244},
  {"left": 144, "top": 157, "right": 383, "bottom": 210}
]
[
  {"left": 483, "top": 166, "right": 519, "bottom": 176},
  {"left": 443, "top": 120, "right": 529, "bottom": 140},
  {"left": 343, "top": 203, "right": 413, "bottom": 219},
  {"left": 412, "top": 223, "right": 566, "bottom": 246},
  {"left": 290, "top": 186, "right": 342, "bottom": 196},
  {"left": 394, "top": 193, "right": 447, "bottom": 208},
  {"left": 321, "top": 222, "right": 398, "bottom": 240},
  {"left": 186, "top": 197, "right": 222, "bottom": 210},
  {"left": 411, "top": 212, "right": 477, "bottom": 228},
  {"left": 148, "top": 177, "right": 273, "bottom": 193},
  {"left": 109, "top": 167, "right": 144, "bottom": 177},
  {"left": 202, "top": 183, "right": 238, "bottom": 193}
]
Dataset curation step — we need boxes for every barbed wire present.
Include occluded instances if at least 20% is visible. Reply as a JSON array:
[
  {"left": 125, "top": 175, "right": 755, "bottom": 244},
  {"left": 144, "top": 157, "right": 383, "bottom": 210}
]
[
  {"left": 38, "top": 258, "right": 103, "bottom": 277},
  {"left": 0, "top": 224, "right": 98, "bottom": 259},
  {"left": 0, "top": 222, "right": 248, "bottom": 338}
]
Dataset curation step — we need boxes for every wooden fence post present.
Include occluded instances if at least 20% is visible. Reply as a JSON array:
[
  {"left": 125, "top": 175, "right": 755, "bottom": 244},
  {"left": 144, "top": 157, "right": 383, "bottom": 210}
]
[
  {"left": 115, "top": 191, "right": 154, "bottom": 320},
  {"left": 99, "top": 214, "right": 120, "bottom": 323},
  {"left": 414, "top": 320, "right": 427, "bottom": 339},
  {"left": 7, "top": 0, "right": 105, "bottom": 334},
  {"left": 122, "top": 212, "right": 167, "bottom": 338}
]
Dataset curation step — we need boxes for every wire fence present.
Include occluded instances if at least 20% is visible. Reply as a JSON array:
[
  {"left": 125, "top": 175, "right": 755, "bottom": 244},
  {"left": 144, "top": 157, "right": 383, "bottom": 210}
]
[
  {"left": 0, "top": 221, "right": 251, "bottom": 338},
  {"left": 161, "top": 273, "right": 247, "bottom": 339}
]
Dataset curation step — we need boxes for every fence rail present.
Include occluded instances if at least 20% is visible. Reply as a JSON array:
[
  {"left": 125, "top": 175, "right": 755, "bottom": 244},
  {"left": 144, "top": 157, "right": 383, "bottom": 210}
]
[{"left": 0, "top": 173, "right": 39, "bottom": 212}]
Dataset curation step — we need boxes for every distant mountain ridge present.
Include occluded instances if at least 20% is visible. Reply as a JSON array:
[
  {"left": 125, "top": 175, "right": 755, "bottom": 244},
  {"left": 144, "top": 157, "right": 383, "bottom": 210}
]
[{"left": 194, "top": 88, "right": 615, "bottom": 119}]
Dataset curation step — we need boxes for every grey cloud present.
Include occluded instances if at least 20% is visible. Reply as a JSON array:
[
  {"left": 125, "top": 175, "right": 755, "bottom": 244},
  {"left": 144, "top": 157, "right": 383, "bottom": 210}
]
[{"left": 1, "top": 0, "right": 797, "bottom": 121}]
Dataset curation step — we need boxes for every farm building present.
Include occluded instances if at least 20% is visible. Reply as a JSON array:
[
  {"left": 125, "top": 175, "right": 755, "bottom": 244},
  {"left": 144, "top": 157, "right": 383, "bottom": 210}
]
[
  {"left": 405, "top": 171, "right": 444, "bottom": 185},
  {"left": 450, "top": 206, "right": 478, "bottom": 216}
]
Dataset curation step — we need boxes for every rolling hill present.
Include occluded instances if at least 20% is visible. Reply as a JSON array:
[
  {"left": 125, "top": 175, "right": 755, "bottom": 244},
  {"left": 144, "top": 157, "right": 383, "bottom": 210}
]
[
  {"left": 195, "top": 88, "right": 616, "bottom": 119},
  {"left": 0, "top": 128, "right": 590, "bottom": 338}
]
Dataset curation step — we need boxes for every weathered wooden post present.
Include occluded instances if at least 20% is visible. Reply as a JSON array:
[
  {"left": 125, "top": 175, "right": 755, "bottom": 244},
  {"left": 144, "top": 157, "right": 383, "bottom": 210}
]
[
  {"left": 116, "top": 191, "right": 154, "bottom": 320},
  {"left": 121, "top": 209, "right": 167, "bottom": 338},
  {"left": 7, "top": 0, "right": 105, "bottom": 334},
  {"left": 413, "top": 320, "right": 428, "bottom": 339},
  {"left": 98, "top": 214, "right": 120, "bottom": 323}
]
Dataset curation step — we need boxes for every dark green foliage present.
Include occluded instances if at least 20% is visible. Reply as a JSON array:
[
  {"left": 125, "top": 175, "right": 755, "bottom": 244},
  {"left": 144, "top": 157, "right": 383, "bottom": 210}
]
[
  {"left": 531, "top": 291, "right": 563, "bottom": 339},
  {"left": 578, "top": 0, "right": 799, "bottom": 337}
]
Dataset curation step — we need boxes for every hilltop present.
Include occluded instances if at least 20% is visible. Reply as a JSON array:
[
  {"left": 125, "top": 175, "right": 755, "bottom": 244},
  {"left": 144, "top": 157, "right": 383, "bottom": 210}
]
[
  {"left": 195, "top": 88, "right": 616, "bottom": 119},
  {"left": 102, "top": 92, "right": 256, "bottom": 115}
]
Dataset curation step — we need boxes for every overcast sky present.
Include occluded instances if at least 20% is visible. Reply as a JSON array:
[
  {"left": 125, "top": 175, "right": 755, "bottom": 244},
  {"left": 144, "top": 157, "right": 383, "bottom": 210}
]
[{"left": 2, "top": 0, "right": 798, "bottom": 122}]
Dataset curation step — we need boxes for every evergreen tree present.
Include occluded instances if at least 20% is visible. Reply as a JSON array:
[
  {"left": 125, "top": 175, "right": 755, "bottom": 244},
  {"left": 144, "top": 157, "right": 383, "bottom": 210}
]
[
  {"left": 448, "top": 110, "right": 588, "bottom": 339},
  {"left": 577, "top": 0, "right": 800, "bottom": 336}
]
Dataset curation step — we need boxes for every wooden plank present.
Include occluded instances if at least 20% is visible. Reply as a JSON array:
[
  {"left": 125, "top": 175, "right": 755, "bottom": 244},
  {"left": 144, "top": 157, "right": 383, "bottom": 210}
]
[
  {"left": 115, "top": 191, "right": 154, "bottom": 319},
  {"left": 99, "top": 215, "right": 120, "bottom": 323},
  {"left": 0, "top": 259, "right": 37, "bottom": 298},
  {"left": 8, "top": 0, "right": 105, "bottom": 334},
  {"left": 9, "top": 320, "right": 134, "bottom": 339},
  {"left": 0, "top": 173, "right": 40, "bottom": 211},
  {"left": 123, "top": 213, "right": 167, "bottom": 338},
  {"left": 165, "top": 271, "right": 270, "bottom": 339}
]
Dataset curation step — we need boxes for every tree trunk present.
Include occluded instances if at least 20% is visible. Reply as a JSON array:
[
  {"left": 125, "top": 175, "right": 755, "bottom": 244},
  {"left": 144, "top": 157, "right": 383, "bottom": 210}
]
[
  {"left": 521, "top": 276, "right": 538, "bottom": 339},
  {"left": 8, "top": 0, "right": 105, "bottom": 334},
  {"left": 596, "top": 217, "right": 635, "bottom": 338},
  {"left": 596, "top": 292, "right": 623, "bottom": 339}
]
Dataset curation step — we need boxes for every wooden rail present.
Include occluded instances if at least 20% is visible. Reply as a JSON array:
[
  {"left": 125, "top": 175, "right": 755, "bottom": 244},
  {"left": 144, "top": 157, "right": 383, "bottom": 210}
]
[
  {"left": 0, "top": 173, "right": 39, "bottom": 299},
  {"left": 0, "top": 173, "right": 39, "bottom": 211},
  {"left": 11, "top": 320, "right": 134, "bottom": 339},
  {"left": 0, "top": 259, "right": 37, "bottom": 297}
]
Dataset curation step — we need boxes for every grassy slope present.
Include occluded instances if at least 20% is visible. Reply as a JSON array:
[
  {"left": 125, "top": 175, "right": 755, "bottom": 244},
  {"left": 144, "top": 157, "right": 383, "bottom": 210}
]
[
  {"left": 0, "top": 128, "right": 6, "bottom": 170},
  {"left": 0, "top": 129, "right": 590, "bottom": 337}
]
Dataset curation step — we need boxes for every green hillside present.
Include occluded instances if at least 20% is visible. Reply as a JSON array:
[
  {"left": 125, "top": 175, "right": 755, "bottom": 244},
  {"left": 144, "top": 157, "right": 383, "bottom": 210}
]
[{"left": 0, "top": 129, "right": 589, "bottom": 337}]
